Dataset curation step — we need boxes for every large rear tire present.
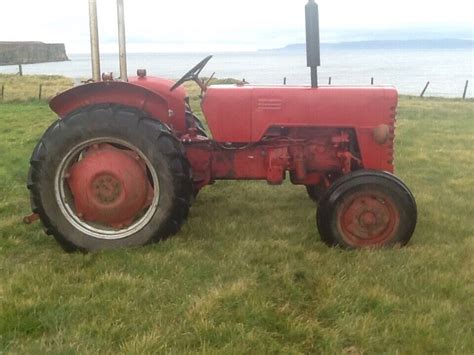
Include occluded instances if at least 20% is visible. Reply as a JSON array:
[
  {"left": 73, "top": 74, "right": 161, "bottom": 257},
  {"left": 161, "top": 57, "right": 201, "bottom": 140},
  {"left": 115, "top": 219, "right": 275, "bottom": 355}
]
[
  {"left": 27, "top": 104, "right": 193, "bottom": 252},
  {"left": 316, "top": 170, "right": 417, "bottom": 249}
]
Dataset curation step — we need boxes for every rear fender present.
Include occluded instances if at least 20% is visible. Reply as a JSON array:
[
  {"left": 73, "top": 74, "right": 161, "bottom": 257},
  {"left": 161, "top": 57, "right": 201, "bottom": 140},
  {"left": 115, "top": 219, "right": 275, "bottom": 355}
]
[{"left": 49, "top": 81, "right": 185, "bottom": 133}]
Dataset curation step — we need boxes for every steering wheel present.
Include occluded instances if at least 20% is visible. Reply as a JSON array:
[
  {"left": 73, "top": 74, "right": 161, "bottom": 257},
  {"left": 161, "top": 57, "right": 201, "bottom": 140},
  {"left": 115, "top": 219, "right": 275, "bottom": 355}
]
[{"left": 170, "top": 55, "right": 213, "bottom": 92}]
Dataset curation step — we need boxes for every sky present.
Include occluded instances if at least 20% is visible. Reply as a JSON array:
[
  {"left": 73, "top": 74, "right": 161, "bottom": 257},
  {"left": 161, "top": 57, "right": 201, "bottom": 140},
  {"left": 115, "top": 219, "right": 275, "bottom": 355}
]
[{"left": 1, "top": 0, "right": 473, "bottom": 53}]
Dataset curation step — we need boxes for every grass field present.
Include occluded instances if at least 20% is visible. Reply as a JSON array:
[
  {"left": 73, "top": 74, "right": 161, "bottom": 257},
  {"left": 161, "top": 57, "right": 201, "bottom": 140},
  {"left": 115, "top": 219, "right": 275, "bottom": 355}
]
[
  {"left": 0, "top": 74, "right": 74, "bottom": 102},
  {"left": 0, "top": 76, "right": 473, "bottom": 353}
]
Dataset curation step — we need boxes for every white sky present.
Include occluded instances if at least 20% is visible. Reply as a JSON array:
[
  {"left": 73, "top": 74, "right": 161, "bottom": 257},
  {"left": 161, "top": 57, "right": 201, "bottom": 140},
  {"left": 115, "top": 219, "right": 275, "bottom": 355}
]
[{"left": 1, "top": 0, "right": 473, "bottom": 53}]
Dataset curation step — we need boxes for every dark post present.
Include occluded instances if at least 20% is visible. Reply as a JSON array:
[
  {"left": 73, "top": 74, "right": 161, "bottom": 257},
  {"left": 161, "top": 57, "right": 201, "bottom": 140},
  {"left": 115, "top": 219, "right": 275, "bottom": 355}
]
[
  {"left": 420, "top": 81, "right": 430, "bottom": 97},
  {"left": 38, "top": 84, "right": 43, "bottom": 100},
  {"left": 371, "top": 77, "right": 374, "bottom": 85},
  {"left": 328, "top": 77, "right": 332, "bottom": 85},
  {"left": 463, "top": 80, "right": 469, "bottom": 100},
  {"left": 305, "top": 0, "right": 320, "bottom": 88},
  {"left": 283, "top": 77, "right": 287, "bottom": 85},
  {"left": 18, "top": 64, "right": 23, "bottom": 76},
  {"left": 1, "top": 85, "right": 4, "bottom": 101}
]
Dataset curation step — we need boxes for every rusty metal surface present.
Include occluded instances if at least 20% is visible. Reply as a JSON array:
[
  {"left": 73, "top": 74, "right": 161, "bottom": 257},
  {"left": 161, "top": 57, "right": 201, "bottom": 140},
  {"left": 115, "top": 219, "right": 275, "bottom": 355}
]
[
  {"left": 184, "top": 127, "right": 362, "bottom": 189},
  {"left": 336, "top": 190, "right": 400, "bottom": 247},
  {"left": 67, "top": 144, "right": 153, "bottom": 228},
  {"left": 23, "top": 213, "right": 39, "bottom": 225}
]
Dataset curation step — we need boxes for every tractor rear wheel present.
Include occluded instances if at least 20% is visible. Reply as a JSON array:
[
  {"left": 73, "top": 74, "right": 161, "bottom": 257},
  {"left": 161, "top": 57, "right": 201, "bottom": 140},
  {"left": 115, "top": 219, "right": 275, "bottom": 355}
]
[
  {"left": 27, "top": 105, "right": 193, "bottom": 252},
  {"left": 316, "top": 170, "right": 417, "bottom": 249}
]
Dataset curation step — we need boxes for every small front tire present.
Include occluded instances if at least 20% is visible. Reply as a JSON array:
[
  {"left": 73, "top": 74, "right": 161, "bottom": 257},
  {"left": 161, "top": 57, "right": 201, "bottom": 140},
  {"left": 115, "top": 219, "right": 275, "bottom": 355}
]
[{"left": 316, "top": 170, "right": 417, "bottom": 249}]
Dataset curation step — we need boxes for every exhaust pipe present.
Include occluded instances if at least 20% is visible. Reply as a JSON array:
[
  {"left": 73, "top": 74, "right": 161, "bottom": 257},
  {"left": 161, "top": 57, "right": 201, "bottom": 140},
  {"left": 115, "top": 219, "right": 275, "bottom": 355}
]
[
  {"left": 117, "top": 0, "right": 128, "bottom": 81},
  {"left": 305, "top": 0, "right": 320, "bottom": 88},
  {"left": 88, "top": 0, "right": 101, "bottom": 82}
]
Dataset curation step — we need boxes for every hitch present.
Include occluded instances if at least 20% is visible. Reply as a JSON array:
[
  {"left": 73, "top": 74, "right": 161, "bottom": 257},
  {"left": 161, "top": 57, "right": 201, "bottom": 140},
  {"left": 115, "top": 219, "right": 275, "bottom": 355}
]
[{"left": 23, "top": 213, "right": 39, "bottom": 225}]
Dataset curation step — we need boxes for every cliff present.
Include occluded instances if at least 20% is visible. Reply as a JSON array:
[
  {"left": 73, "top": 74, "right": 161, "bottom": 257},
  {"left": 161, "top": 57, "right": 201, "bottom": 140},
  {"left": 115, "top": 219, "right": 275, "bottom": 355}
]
[{"left": 0, "top": 41, "right": 69, "bottom": 66}]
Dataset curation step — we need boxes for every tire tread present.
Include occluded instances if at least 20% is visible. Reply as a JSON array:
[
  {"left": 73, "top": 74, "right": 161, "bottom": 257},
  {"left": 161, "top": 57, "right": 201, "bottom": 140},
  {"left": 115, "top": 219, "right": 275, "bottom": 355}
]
[{"left": 27, "top": 104, "right": 193, "bottom": 252}]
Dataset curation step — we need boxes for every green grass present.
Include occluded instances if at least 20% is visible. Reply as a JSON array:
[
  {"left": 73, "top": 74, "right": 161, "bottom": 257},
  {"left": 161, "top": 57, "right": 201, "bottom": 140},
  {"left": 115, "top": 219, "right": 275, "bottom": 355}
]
[
  {"left": 0, "top": 74, "right": 73, "bottom": 102},
  {"left": 0, "top": 78, "right": 473, "bottom": 353}
]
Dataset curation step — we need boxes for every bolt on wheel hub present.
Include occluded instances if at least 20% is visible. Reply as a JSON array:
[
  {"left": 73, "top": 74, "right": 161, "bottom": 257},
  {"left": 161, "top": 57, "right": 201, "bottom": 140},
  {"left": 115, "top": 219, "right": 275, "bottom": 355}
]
[
  {"left": 92, "top": 174, "right": 122, "bottom": 205},
  {"left": 360, "top": 211, "right": 377, "bottom": 227}
]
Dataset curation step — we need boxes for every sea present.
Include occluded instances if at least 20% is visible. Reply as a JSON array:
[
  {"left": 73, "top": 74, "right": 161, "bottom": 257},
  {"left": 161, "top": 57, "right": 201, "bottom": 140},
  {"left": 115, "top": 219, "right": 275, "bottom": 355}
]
[{"left": 1, "top": 48, "right": 473, "bottom": 98}]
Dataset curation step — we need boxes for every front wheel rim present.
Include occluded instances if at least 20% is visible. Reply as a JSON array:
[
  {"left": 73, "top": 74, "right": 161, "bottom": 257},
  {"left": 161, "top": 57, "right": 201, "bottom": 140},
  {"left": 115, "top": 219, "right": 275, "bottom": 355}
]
[{"left": 336, "top": 190, "right": 400, "bottom": 247}]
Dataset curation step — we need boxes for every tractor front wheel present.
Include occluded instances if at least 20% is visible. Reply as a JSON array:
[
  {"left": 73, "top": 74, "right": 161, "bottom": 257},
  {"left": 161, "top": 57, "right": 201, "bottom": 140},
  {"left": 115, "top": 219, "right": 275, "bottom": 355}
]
[
  {"left": 316, "top": 170, "right": 417, "bottom": 249},
  {"left": 28, "top": 105, "right": 193, "bottom": 252},
  {"left": 305, "top": 184, "right": 326, "bottom": 203}
]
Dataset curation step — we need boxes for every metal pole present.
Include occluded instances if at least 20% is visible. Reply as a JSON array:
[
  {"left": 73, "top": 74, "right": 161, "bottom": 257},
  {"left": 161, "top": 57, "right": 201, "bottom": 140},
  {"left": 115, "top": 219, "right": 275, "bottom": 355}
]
[
  {"left": 305, "top": 0, "right": 320, "bottom": 88},
  {"left": 420, "top": 81, "right": 430, "bottom": 97},
  {"left": 117, "top": 0, "right": 128, "bottom": 81},
  {"left": 310, "top": 67, "right": 318, "bottom": 88},
  {"left": 462, "top": 80, "right": 469, "bottom": 100},
  {"left": 89, "top": 0, "right": 101, "bottom": 82}
]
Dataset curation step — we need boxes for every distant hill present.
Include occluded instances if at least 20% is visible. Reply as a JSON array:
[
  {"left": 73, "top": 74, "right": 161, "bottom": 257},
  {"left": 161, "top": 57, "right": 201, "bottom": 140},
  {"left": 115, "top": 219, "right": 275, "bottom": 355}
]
[
  {"left": 263, "top": 39, "right": 474, "bottom": 52},
  {"left": 0, "top": 42, "right": 69, "bottom": 66}
]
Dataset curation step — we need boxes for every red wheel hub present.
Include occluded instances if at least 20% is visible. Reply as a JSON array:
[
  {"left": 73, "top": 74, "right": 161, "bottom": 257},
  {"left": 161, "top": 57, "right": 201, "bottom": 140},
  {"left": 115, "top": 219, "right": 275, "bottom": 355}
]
[
  {"left": 92, "top": 174, "right": 122, "bottom": 205},
  {"left": 337, "top": 191, "right": 400, "bottom": 247},
  {"left": 66, "top": 144, "right": 154, "bottom": 228}
]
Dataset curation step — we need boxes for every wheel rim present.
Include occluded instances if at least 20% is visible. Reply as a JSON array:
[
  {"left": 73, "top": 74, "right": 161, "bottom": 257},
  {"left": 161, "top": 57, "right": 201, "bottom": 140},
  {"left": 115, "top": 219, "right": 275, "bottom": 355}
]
[
  {"left": 54, "top": 137, "right": 160, "bottom": 240},
  {"left": 336, "top": 190, "right": 400, "bottom": 247}
]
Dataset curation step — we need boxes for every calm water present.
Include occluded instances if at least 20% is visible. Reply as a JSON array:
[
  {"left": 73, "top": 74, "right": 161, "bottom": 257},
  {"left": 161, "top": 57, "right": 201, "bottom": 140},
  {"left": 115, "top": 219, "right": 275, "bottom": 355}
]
[{"left": 1, "top": 49, "right": 473, "bottom": 98}]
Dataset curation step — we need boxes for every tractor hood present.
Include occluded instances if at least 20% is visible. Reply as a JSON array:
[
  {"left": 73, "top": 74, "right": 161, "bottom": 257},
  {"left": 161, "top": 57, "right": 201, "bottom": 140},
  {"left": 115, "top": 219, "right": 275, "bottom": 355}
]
[{"left": 202, "top": 85, "right": 398, "bottom": 143}]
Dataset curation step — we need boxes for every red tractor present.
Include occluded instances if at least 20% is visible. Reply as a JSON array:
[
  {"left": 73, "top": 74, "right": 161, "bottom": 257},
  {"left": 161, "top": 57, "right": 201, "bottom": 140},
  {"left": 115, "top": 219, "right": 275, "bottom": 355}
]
[{"left": 26, "top": 1, "right": 417, "bottom": 252}]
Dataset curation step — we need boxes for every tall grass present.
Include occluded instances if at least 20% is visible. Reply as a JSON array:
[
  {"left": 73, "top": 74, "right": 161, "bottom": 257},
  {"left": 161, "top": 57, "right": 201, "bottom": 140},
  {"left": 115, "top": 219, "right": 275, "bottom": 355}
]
[
  {"left": 0, "top": 76, "right": 473, "bottom": 353},
  {"left": 0, "top": 74, "right": 73, "bottom": 101}
]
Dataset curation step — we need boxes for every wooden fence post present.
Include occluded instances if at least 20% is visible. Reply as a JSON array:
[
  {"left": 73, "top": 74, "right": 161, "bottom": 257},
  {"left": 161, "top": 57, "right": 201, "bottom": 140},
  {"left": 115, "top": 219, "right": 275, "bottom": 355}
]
[
  {"left": 18, "top": 64, "right": 23, "bottom": 76},
  {"left": 38, "top": 84, "right": 43, "bottom": 100},
  {"left": 1, "top": 85, "right": 4, "bottom": 101},
  {"left": 463, "top": 80, "right": 469, "bottom": 100},
  {"left": 420, "top": 81, "right": 430, "bottom": 97}
]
